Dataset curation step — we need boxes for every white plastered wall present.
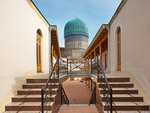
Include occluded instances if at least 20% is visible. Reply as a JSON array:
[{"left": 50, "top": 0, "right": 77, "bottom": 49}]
[
  {"left": 0, "top": 0, "right": 50, "bottom": 103},
  {"left": 110, "top": 0, "right": 150, "bottom": 93}
]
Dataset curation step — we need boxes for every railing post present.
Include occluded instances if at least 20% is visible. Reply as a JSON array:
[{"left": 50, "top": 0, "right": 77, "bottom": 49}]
[
  {"left": 110, "top": 88, "right": 112, "bottom": 113},
  {"left": 41, "top": 88, "right": 44, "bottom": 113},
  {"left": 96, "top": 56, "right": 99, "bottom": 78},
  {"left": 58, "top": 58, "right": 59, "bottom": 78},
  {"left": 91, "top": 79, "right": 93, "bottom": 91},
  {"left": 67, "top": 58, "right": 68, "bottom": 75},
  {"left": 61, "top": 85, "right": 62, "bottom": 105},
  {"left": 91, "top": 58, "right": 92, "bottom": 74}
]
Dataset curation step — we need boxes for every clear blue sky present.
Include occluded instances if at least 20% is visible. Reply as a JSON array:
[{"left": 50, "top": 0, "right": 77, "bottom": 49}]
[{"left": 33, "top": 0, "right": 122, "bottom": 47}]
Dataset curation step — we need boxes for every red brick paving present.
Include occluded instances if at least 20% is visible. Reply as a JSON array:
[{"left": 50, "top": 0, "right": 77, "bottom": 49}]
[
  {"left": 62, "top": 80, "right": 92, "bottom": 104},
  {"left": 58, "top": 80, "right": 99, "bottom": 113}
]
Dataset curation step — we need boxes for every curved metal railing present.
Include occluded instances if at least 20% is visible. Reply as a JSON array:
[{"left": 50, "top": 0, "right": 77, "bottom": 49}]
[
  {"left": 99, "top": 63, "right": 112, "bottom": 113},
  {"left": 91, "top": 57, "right": 112, "bottom": 113},
  {"left": 41, "top": 59, "right": 59, "bottom": 112},
  {"left": 41, "top": 58, "right": 69, "bottom": 113}
]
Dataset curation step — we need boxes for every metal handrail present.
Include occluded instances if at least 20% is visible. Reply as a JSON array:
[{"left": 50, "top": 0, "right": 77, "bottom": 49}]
[
  {"left": 61, "top": 85, "right": 69, "bottom": 105},
  {"left": 41, "top": 58, "right": 59, "bottom": 113},
  {"left": 59, "top": 58, "right": 68, "bottom": 77},
  {"left": 43, "top": 59, "right": 59, "bottom": 91},
  {"left": 99, "top": 64, "right": 111, "bottom": 90},
  {"left": 89, "top": 84, "right": 96, "bottom": 105},
  {"left": 99, "top": 63, "right": 112, "bottom": 113},
  {"left": 41, "top": 58, "right": 68, "bottom": 113},
  {"left": 91, "top": 57, "right": 112, "bottom": 113}
]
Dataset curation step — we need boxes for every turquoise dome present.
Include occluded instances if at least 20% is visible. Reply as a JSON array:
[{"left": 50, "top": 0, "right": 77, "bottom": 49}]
[{"left": 64, "top": 17, "right": 89, "bottom": 37}]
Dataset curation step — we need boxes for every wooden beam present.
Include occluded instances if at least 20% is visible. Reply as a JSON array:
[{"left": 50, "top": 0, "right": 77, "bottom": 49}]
[{"left": 84, "top": 35, "right": 107, "bottom": 58}]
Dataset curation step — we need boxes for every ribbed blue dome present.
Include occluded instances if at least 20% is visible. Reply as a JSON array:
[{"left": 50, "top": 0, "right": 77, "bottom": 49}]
[{"left": 64, "top": 17, "right": 89, "bottom": 37}]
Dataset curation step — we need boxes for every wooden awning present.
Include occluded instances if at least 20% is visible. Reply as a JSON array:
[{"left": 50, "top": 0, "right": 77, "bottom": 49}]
[
  {"left": 83, "top": 24, "right": 108, "bottom": 58},
  {"left": 51, "top": 25, "right": 60, "bottom": 58}
]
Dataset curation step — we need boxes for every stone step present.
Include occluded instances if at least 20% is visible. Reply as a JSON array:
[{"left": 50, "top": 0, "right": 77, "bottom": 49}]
[
  {"left": 99, "top": 88, "right": 138, "bottom": 94},
  {"left": 101, "top": 94, "right": 143, "bottom": 102},
  {"left": 12, "top": 95, "right": 56, "bottom": 102},
  {"left": 18, "top": 88, "right": 57, "bottom": 95},
  {"left": 103, "top": 102, "right": 150, "bottom": 111},
  {"left": 3, "top": 111, "right": 52, "bottom": 113},
  {"left": 22, "top": 83, "right": 59, "bottom": 89},
  {"left": 5, "top": 102, "right": 54, "bottom": 111},
  {"left": 3, "top": 111, "right": 41, "bottom": 113},
  {"left": 98, "top": 82, "right": 134, "bottom": 88},
  {"left": 104, "top": 111, "right": 150, "bottom": 113},
  {"left": 26, "top": 78, "right": 59, "bottom": 83},
  {"left": 98, "top": 76, "right": 130, "bottom": 82}
]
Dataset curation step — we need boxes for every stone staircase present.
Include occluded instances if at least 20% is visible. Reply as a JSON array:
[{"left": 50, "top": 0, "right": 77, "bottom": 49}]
[
  {"left": 3, "top": 75, "right": 150, "bottom": 113},
  {"left": 98, "top": 75, "right": 150, "bottom": 112},
  {"left": 3, "top": 77, "right": 60, "bottom": 113}
]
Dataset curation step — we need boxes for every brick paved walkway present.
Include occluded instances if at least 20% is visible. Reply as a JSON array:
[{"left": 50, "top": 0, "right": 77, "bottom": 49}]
[
  {"left": 62, "top": 80, "right": 92, "bottom": 104},
  {"left": 58, "top": 80, "right": 99, "bottom": 113},
  {"left": 58, "top": 105, "right": 99, "bottom": 113}
]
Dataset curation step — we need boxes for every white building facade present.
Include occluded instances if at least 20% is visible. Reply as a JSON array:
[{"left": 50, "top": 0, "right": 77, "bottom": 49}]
[
  {"left": 109, "top": 0, "right": 150, "bottom": 94},
  {"left": 83, "top": 0, "right": 150, "bottom": 96},
  {"left": 0, "top": 0, "right": 51, "bottom": 104}
]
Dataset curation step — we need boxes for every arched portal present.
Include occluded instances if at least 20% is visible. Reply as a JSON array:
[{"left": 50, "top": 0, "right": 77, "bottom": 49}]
[
  {"left": 116, "top": 27, "right": 121, "bottom": 71},
  {"left": 36, "top": 29, "right": 43, "bottom": 72}
]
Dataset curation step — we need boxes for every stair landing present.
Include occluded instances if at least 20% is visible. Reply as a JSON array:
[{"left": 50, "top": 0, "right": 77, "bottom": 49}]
[
  {"left": 62, "top": 80, "right": 92, "bottom": 104},
  {"left": 58, "top": 104, "right": 99, "bottom": 113}
]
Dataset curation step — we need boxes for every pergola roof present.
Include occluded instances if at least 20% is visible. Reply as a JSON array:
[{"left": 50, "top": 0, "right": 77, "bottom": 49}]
[
  {"left": 51, "top": 25, "right": 60, "bottom": 58},
  {"left": 83, "top": 24, "right": 108, "bottom": 58}
]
